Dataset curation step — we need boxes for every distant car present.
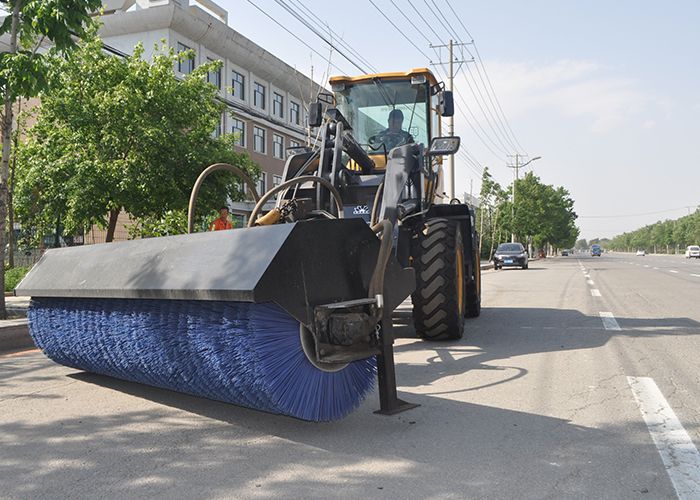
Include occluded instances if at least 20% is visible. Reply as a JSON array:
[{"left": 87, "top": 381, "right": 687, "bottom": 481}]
[
  {"left": 636, "top": 249, "right": 646, "bottom": 256},
  {"left": 493, "top": 242, "right": 529, "bottom": 270},
  {"left": 591, "top": 245, "right": 602, "bottom": 257},
  {"left": 686, "top": 245, "right": 700, "bottom": 258},
  {"left": 562, "top": 250, "right": 569, "bottom": 256}
]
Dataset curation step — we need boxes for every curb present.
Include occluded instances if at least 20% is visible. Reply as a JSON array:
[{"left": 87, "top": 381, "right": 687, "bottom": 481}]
[{"left": 0, "top": 318, "right": 33, "bottom": 354}]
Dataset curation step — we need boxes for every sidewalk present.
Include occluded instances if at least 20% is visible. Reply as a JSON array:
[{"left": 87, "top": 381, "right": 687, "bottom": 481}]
[{"left": 0, "top": 296, "right": 32, "bottom": 354}]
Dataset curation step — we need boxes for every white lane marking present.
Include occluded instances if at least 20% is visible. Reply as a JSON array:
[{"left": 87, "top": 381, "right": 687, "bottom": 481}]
[
  {"left": 654, "top": 267, "right": 659, "bottom": 270},
  {"left": 644, "top": 265, "right": 650, "bottom": 268},
  {"left": 627, "top": 376, "right": 700, "bottom": 499},
  {"left": 587, "top": 279, "right": 595, "bottom": 285},
  {"left": 585, "top": 273, "right": 591, "bottom": 278},
  {"left": 591, "top": 289, "right": 602, "bottom": 297},
  {"left": 692, "top": 274, "right": 700, "bottom": 278},
  {"left": 599, "top": 312, "right": 621, "bottom": 330},
  {"left": 670, "top": 270, "right": 679, "bottom": 274}
]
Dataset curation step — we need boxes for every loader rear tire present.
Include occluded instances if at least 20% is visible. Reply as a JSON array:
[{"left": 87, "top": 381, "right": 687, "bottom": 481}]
[
  {"left": 412, "top": 218, "right": 465, "bottom": 340},
  {"left": 465, "top": 262, "right": 481, "bottom": 318}
]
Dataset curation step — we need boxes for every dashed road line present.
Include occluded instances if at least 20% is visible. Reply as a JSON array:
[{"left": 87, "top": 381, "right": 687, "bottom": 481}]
[
  {"left": 591, "top": 289, "right": 602, "bottom": 297},
  {"left": 627, "top": 376, "right": 700, "bottom": 500},
  {"left": 586, "top": 279, "right": 595, "bottom": 285},
  {"left": 599, "top": 312, "right": 621, "bottom": 331},
  {"left": 691, "top": 274, "right": 700, "bottom": 278},
  {"left": 670, "top": 270, "right": 679, "bottom": 274},
  {"left": 653, "top": 267, "right": 659, "bottom": 270}
]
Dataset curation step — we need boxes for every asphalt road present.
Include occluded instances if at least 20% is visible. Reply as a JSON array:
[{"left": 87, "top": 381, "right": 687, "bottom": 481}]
[{"left": 2, "top": 253, "right": 700, "bottom": 499}]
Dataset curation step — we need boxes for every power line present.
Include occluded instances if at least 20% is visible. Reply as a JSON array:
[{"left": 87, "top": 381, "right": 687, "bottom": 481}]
[
  {"left": 368, "top": 0, "right": 433, "bottom": 61},
  {"left": 246, "top": 0, "right": 349, "bottom": 74},
  {"left": 272, "top": 0, "right": 369, "bottom": 73},
  {"left": 443, "top": 0, "right": 528, "bottom": 153},
  {"left": 419, "top": 0, "right": 525, "bottom": 154},
  {"left": 409, "top": 0, "right": 519, "bottom": 156},
  {"left": 287, "top": 0, "right": 379, "bottom": 73},
  {"left": 578, "top": 206, "right": 700, "bottom": 219}
]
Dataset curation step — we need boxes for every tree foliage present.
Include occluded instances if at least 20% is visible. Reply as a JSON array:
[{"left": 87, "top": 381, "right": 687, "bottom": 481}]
[
  {"left": 15, "top": 33, "right": 259, "bottom": 243},
  {"left": 0, "top": 0, "right": 101, "bottom": 100},
  {"left": 605, "top": 209, "right": 700, "bottom": 253},
  {"left": 0, "top": 0, "right": 101, "bottom": 317},
  {"left": 476, "top": 170, "right": 579, "bottom": 257}
]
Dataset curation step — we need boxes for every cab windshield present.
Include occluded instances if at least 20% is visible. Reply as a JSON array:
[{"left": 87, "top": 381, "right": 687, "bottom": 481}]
[{"left": 335, "top": 79, "right": 430, "bottom": 153}]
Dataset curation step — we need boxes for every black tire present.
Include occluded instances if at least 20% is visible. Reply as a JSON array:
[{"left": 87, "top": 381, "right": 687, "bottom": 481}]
[
  {"left": 412, "top": 218, "right": 465, "bottom": 340},
  {"left": 465, "top": 261, "right": 481, "bottom": 318}
]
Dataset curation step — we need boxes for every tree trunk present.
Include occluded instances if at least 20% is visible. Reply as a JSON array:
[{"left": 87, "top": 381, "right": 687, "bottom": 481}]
[
  {"left": 105, "top": 209, "right": 120, "bottom": 243},
  {"left": 7, "top": 98, "right": 22, "bottom": 269},
  {"left": 0, "top": 1, "right": 22, "bottom": 319},
  {"left": 8, "top": 186, "right": 14, "bottom": 267}
]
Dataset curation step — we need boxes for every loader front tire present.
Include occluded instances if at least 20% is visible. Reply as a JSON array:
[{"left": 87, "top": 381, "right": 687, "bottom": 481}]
[{"left": 412, "top": 218, "right": 465, "bottom": 340}]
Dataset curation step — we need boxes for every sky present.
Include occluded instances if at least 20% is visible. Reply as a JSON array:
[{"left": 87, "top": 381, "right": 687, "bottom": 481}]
[{"left": 216, "top": 0, "right": 699, "bottom": 240}]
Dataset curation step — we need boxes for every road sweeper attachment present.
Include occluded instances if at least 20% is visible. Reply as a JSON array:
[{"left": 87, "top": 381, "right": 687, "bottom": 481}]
[{"left": 17, "top": 217, "right": 417, "bottom": 421}]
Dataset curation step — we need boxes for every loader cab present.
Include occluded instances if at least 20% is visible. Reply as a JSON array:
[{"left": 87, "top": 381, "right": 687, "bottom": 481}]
[{"left": 331, "top": 69, "right": 444, "bottom": 169}]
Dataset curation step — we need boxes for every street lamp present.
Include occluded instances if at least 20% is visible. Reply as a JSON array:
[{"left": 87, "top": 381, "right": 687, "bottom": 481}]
[{"left": 509, "top": 155, "right": 542, "bottom": 243}]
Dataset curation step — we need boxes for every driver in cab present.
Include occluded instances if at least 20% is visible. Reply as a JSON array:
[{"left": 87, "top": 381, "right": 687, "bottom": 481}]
[{"left": 372, "top": 109, "right": 414, "bottom": 151}]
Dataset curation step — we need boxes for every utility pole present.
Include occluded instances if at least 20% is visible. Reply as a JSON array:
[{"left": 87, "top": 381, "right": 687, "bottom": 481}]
[
  {"left": 430, "top": 40, "right": 471, "bottom": 200},
  {"left": 509, "top": 154, "right": 520, "bottom": 243},
  {"left": 507, "top": 154, "right": 542, "bottom": 243}
]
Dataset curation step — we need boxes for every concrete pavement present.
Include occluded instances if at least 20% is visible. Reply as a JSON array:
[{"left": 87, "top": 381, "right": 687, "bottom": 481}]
[{"left": 2, "top": 254, "right": 699, "bottom": 498}]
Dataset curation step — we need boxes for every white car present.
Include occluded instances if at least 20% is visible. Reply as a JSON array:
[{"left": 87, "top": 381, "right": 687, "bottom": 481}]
[
  {"left": 686, "top": 245, "right": 700, "bottom": 259},
  {"left": 636, "top": 250, "right": 646, "bottom": 256}
]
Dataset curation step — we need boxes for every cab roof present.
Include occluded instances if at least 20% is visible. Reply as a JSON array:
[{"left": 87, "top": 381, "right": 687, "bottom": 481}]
[{"left": 329, "top": 68, "right": 440, "bottom": 87}]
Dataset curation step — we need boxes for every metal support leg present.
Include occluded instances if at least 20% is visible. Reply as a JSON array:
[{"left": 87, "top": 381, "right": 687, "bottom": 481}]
[{"left": 374, "top": 314, "right": 419, "bottom": 415}]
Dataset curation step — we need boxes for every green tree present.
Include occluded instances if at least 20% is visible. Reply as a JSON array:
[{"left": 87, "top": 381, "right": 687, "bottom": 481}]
[
  {"left": 505, "top": 172, "right": 578, "bottom": 252},
  {"left": 16, "top": 33, "right": 259, "bottom": 244},
  {"left": 0, "top": 0, "right": 101, "bottom": 317},
  {"left": 476, "top": 166, "right": 507, "bottom": 258},
  {"left": 608, "top": 208, "right": 700, "bottom": 253}
]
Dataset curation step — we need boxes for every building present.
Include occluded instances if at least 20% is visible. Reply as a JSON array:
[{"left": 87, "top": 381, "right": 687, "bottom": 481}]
[{"left": 99, "top": 0, "right": 323, "bottom": 224}]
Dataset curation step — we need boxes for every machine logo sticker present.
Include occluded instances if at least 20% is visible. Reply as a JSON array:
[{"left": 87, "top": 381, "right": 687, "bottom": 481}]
[{"left": 353, "top": 205, "right": 370, "bottom": 215}]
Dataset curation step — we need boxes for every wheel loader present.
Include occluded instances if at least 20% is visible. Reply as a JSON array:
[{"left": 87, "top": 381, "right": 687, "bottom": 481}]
[
  {"left": 17, "top": 68, "right": 481, "bottom": 420},
  {"left": 258, "top": 68, "right": 481, "bottom": 339}
]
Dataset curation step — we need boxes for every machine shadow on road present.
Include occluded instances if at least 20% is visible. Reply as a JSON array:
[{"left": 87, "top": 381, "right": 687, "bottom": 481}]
[
  {"left": 0, "top": 367, "right": 665, "bottom": 498},
  {"left": 391, "top": 306, "right": 700, "bottom": 392},
  {"left": 2, "top": 304, "right": 694, "bottom": 497}
]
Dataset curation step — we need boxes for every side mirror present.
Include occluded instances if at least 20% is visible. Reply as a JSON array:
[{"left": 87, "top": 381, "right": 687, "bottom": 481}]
[
  {"left": 428, "top": 136, "right": 460, "bottom": 156},
  {"left": 308, "top": 101, "right": 323, "bottom": 128},
  {"left": 438, "top": 90, "right": 455, "bottom": 117}
]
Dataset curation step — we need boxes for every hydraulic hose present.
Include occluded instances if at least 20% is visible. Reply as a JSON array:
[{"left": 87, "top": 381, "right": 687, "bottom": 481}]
[
  {"left": 247, "top": 175, "right": 344, "bottom": 228},
  {"left": 188, "top": 163, "right": 259, "bottom": 234},
  {"left": 370, "top": 180, "right": 385, "bottom": 226}
]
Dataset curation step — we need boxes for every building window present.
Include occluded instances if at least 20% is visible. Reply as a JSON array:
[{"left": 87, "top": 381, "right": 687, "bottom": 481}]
[
  {"left": 257, "top": 172, "right": 267, "bottom": 194},
  {"left": 177, "top": 42, "right": 195, "bottom": 74},
  {"left": 212, "top": 113, "right": 223, "bottom": 138},
  {"left": 289, "top": 139, "right": 301, "bottom": 148},
  {"left": 232, "top": 71, "right": 245, "bottom": 100},
  {"left": 253, "top": 126, "right": 266, "bottom": 154},
  {"left": 273, "top": 134, "right": 285, "bottom": 159},
  {"left": 273, "top": 175, "right": 283, "bottom": 187},
  {"left": 273, "top": 92, "right": 284, "bottom": 119},
  {"left": 290, "top": 101, "right": 300, "bottom": 125},
  {"left": 231, "top": 118, "right": 246, "bottom": 147},
  {"left": 207, "top": 58, "right": 221, "bottom": 89},
  {"left": 253, "top": 82, "right": 266, "bottom": 110}
]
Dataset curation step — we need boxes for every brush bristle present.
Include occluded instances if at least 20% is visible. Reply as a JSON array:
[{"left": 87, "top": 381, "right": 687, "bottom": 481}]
[{"left": 28, "top": 298, "right": 376, "bottom": 422}]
